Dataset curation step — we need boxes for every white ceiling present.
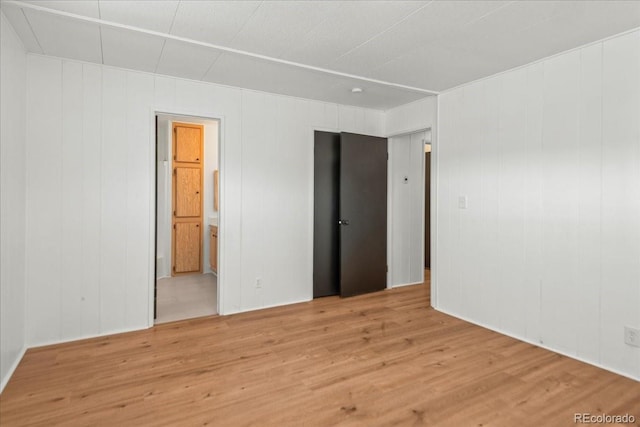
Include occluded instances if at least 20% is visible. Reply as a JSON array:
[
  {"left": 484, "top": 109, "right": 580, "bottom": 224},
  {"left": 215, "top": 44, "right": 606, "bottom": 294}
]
[{"left": 2, "top": 0, "right": 640, "bottom": 110}]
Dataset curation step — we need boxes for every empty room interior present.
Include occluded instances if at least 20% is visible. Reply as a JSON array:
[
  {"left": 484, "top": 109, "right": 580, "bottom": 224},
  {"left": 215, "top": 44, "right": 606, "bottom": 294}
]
[{"left": 0, "top": 1, "right": 639, "bottom": 425}]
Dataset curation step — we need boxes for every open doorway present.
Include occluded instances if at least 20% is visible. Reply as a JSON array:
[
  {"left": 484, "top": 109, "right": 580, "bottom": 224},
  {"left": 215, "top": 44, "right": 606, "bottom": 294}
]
[
  {"left": 154, "top": 113, "right": 220, "bottom": 324},
  {"left": 387, "top": 128, "right": 430, "bottom": 288}
]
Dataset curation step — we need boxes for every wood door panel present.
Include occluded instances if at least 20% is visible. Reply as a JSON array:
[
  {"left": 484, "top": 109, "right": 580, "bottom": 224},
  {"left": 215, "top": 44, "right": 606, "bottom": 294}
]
[
  {"left": 175, "top": 167, "right": 201, "bottom": 217},
  {"left": 174, "top": 222, "right": 201, "bottom": 273},
  {"left": 339, "top": 132, "right": 387, "bottom": 297},
  {"left": 174, "top": 125, "right": 202, "bottom": 163}
]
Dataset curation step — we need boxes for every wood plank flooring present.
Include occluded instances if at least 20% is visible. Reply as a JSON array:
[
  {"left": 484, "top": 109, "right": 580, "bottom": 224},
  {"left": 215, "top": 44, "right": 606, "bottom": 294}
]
[{"left": 1, "top": 272, "right": 639, "bottom": 426}]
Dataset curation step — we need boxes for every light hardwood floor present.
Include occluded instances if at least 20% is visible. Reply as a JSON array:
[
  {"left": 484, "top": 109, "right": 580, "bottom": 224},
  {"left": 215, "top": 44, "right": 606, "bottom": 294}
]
[{"left": 1, "top": 271, "right": 639, "bottom": 426}]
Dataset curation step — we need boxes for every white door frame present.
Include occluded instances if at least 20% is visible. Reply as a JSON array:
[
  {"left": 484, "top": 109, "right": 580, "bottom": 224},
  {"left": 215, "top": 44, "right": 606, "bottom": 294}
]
[{"left": 147, "top": 107, "right": 226, "bottom": 326}]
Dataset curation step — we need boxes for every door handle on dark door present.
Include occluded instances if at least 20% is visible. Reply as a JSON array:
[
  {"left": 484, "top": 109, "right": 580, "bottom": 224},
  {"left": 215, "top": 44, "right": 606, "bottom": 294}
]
[{"left": 338, "top": 219, "right": 350, "bottom": 225}]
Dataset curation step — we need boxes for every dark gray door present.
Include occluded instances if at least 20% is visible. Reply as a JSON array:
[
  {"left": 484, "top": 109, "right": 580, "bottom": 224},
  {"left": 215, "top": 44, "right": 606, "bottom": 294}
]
[
  {"left": 425, "top": 152, "right": 431, "bottom": 269},
  {"left": 313, "top": 131, "right": 340, "bottom": 297},
  {"left": 339, "top": 132, "right": 388, "bottom": 297}
]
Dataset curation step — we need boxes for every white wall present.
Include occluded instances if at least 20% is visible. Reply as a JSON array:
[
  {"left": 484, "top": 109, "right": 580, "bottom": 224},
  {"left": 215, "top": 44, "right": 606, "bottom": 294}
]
[
  {"left": 385, "top": 96, "right": 437, "bottom": 137},
  {"left": 388, "top": 131, "right": 426, "bottom": 287},
  {"left": 437, "top": 30, "right": 640, "bottom": 380},
  {"left": 0, "top": 12, "right": 27, "bottom": 391},
  {"left": 24, "top": 54, "right": 384, "bottom": 347}
]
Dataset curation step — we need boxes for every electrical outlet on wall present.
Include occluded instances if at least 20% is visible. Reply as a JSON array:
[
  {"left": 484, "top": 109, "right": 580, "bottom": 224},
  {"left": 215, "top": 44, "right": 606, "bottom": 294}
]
[
  {"left": 624, "top": 326, "right": 640, "bottom": 347},
  {"left": 256, "top": 277, "right": 262, "bottom": 289}
]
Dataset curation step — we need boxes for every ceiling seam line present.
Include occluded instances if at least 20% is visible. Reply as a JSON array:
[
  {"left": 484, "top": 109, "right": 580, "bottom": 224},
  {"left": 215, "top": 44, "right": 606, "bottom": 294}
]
[
  {"left": 365, "top": 0, "right": 516, "bottom": 78},
  {"left": 20, "top": 8, "right": 44, "bottom": 53},
  {"left": 277, "top": 2, "right": 344, "bottom": 60},
  {"left": 5, "top": 0, "right": 439, "bottom": 95},
  {"left": 153, "top": 40, "right": 167, "bottom": 74},
  {"left": 154, "top": 1, "right": 179, "bottom": 74},
  {"left": 97, "top": 1, "right": 104, "bottom": 65},
  {"left": 199, "top": 54, "right": 219, "bottom": 82},
  {"left": 204, "top": 0, "right": 264, "bottom": 76},
  {"left": 328, "top": 1, "right": 434, "bottom": 65},
  {"left": 461, "top": 1, "right": 516, "bottom": 28}
]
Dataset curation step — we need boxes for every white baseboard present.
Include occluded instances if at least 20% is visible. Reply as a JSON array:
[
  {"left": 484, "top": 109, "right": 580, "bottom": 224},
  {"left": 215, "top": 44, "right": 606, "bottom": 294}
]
[
  {"left": 0, "top": 346, "right": 27, "bottom": 393},
  {"left": 390, "top": 280, "right": 423, "bottom": 289},
  {"left": 222, "top": 297, "right": 312, "bottom": 316},
  {"left": 435, "top": 306, "right": 640, "bottom": 383},
  {"left": 27, "top": 325, "right": 148, "bottom": 349}
]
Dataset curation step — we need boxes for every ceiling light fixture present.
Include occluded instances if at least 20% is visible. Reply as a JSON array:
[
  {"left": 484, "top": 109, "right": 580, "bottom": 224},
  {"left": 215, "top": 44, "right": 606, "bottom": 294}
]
[{"left": 351, "top": 87, "right": 363, "bottom": 94}]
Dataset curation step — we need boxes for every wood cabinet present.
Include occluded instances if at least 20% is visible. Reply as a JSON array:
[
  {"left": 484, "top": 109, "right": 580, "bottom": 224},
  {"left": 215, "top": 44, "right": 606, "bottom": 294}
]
[
  {"left": 174, "top": 125, "right": 202, "bottom": 163},
  {"left": 174, "top": 222, "right": 201, "bottom": 273},
  {"left": 210, "top": 225, "right": 218, "bottom": 273},
  {"left": 175, "top": 167, "right": 201, "bottom": 217},
  {"left": 172, "top": 122, "right": 204, "bottom": 276}
]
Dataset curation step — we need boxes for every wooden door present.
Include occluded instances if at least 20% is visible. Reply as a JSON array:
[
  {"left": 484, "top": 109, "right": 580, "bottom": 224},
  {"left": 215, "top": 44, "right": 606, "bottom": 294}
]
[
  {"left": 174, "top": 223, "right": 201, "bottom": 273},
  {"left": 175, "top": 167, "right": 201, "bottom": 217},
  {"left": 172, "top": 122, "right": 204, "bottom": 276},
  {"left": 339, "top": 132, "right": 388, "bottom": 297},
  {"left": 174, "top": 124, "right": 202, "bottom": 163}
]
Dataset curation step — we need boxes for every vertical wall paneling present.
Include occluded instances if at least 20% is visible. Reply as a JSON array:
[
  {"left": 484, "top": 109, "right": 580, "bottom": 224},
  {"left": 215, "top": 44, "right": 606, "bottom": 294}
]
[
  {"left": 437, "top": 30, "right": 640, "bottom": 380},
  {"left": 456, "top": 82, "right": 483, "bottom": 322},
  {"left": 497, "top": 67, "right": 528, "bottom": 336},
  {"left": 81, "top": 64, "right": 102, "bottom": 337},
  {"left": 601, "top": 31, "right": 640, "bottom": 378},
  {"left": 0, "top": 11, "right": 27, "bottom": 391},
  {"left": 100, "top": 68, "right": 128, "bottom": 333},
  {"left": 60, "top": 61, "right": 84, "bottom": 340},
  {"left": 240, "top": 91, "right": 268, "bottom": 310},
  {"left": 479, "top": 76, "right": 502, "bottom": 328},
  {"left": 522, "top": 62, "right": 544, "bottom": 343},
  {"left": 576, "top": 44, "right": 603, "bottom": 363},
  {"left": 26, "top": 55, "right": 63, "bottom": 345},
  {"left": 436, "top": 88, "right": 462, "bottom": 316},
  {"left": 125, "top": 72, "right": 154, "bottom": 330},
  {"left": 540, "top": 51, "right": 581, "bottom": 354},
  {"left": 24, "top": 55, "right": 385, "bottom": 347}
]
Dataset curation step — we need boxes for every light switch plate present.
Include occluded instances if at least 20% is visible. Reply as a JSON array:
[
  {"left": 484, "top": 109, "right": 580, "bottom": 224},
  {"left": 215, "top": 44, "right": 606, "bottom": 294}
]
[
  {"left": 625, "top": 326, "right": 640, "bottom": 347},
  {"left": 458, "top": 196, "right": 468, "bottom": 209}
]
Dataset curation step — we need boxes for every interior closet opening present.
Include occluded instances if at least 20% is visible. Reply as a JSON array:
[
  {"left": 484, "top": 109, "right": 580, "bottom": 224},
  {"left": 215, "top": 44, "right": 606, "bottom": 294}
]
[
  {"left": 313, "top": 131, "right": 388, "bottom": 299},
  {"left": 154, "top": 113, "right": 220, "bottom": 324},
  {"left": 387, "top": 128, "right": 430, "bottom": 288}
]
